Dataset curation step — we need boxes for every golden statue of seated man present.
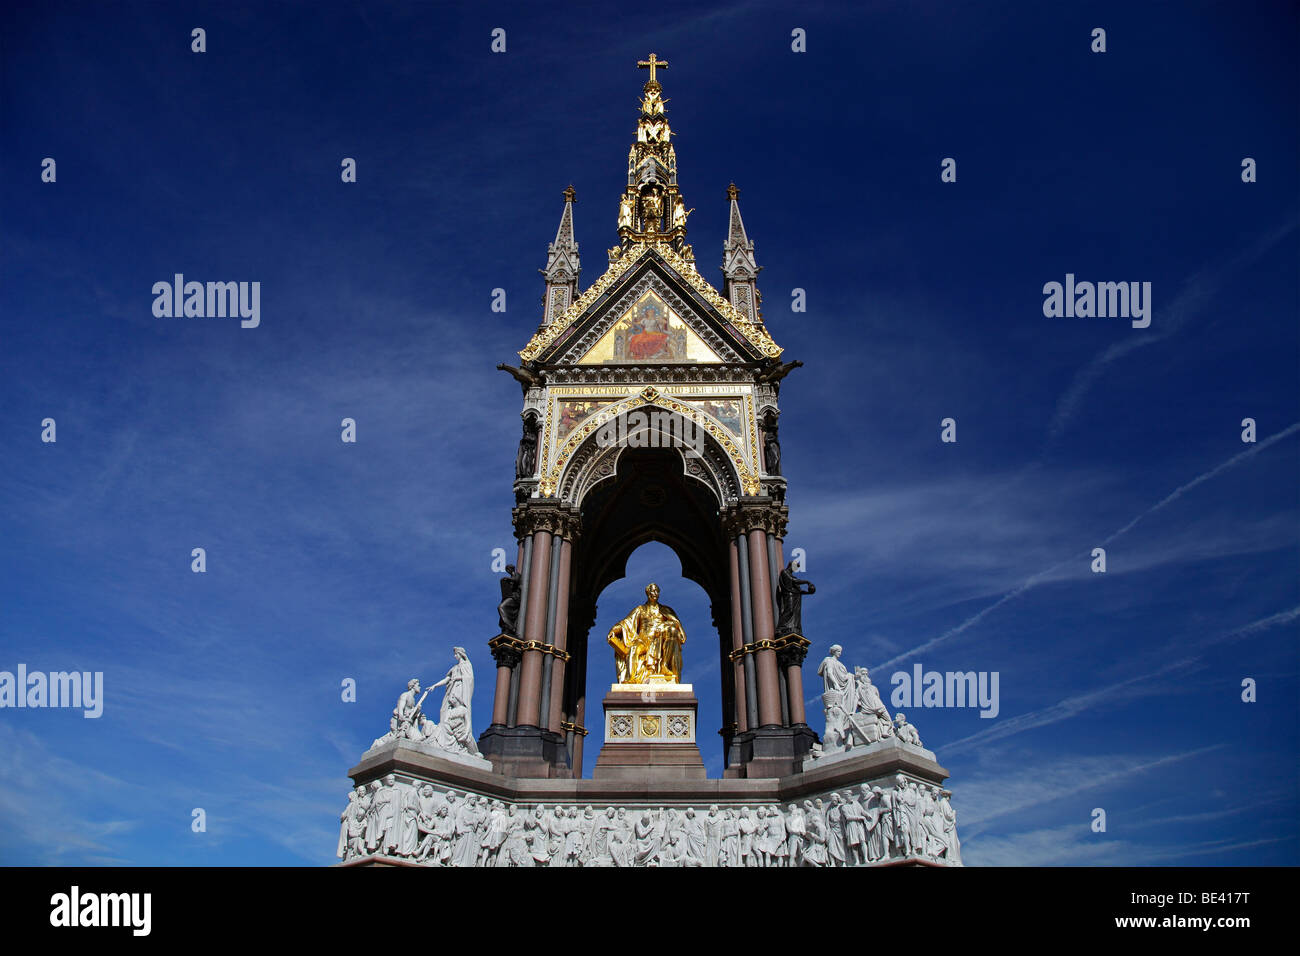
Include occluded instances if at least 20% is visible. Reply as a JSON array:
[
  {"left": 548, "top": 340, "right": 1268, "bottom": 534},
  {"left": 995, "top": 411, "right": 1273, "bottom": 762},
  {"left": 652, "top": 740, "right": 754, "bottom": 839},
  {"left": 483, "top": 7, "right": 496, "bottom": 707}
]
[{"left": 607, "top": 583, "right": 686, "bottom": 684}]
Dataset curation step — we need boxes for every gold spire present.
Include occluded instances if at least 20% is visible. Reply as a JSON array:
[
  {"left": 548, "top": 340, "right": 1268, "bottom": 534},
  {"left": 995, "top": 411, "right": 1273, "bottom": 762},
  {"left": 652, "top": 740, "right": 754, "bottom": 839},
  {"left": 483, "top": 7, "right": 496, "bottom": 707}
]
[{"left": 617, "top": 55, "right": 691, "bottom": 261}]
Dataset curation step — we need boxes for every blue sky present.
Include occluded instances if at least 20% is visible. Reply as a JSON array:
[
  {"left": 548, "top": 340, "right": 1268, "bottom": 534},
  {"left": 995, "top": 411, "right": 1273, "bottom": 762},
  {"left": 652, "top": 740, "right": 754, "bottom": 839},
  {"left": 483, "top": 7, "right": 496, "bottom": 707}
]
[{"left": 1, "top": 1, "right": 1296, "bottom": 866}]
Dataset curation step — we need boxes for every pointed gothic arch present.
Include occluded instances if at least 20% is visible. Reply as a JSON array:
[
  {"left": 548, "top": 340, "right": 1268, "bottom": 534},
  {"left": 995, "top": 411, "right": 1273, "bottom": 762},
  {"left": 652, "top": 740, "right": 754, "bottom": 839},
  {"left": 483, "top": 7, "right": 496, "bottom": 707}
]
[{"left": 554, "top": 399, "right": 746, "bottom": 508}]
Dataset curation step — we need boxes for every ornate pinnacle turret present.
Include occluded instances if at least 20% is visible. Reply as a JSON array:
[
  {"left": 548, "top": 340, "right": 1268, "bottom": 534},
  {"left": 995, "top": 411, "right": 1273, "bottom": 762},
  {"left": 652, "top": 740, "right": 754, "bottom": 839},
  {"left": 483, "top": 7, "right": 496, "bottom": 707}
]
[
  {"left": 541, "top": 185, "right": 581, "bottom": 326},
  {"left": 722, "top": 183, "right": 762, "bottom": 323},
  {"left": 613, "top": 54, "right": 693, "bottom": 264}
]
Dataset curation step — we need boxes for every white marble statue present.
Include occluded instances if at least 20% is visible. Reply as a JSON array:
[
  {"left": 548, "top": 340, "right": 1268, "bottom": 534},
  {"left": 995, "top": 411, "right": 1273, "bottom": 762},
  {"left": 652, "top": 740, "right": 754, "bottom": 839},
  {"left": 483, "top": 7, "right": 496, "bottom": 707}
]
[
  {"left": 894, "top": 713, "right": 923, "bottom": 747},
  {"left": 810, "top": 649, "right": 930, "bottom": 760},
  {"left": 816, "top": 645, "right": 855, "bottom": 753},
  {"left": 369, "top": 649, "right": 480, "bottom": 760},
  {"left": 849, "top": 666, "right": 893, "bottom": 745},
  {"left": 428, "top": 647, "right": 478, "bottom": 755}
]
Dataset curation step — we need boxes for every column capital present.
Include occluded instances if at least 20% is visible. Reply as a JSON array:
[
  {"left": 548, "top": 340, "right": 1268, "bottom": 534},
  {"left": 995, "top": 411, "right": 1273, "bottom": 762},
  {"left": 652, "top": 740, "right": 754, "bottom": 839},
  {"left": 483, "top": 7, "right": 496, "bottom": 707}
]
[
  {"left": 488, "top": 634, "right": 525, "bottom": 668},
  {"left": 721, "top": 498, "right": 788, "bottom": 539},
  {"left": 512, "top": 499, "right": 584, "bottom": 541},
  {"left": 774, "top": 633, "right": 811, "bottom": 668}
]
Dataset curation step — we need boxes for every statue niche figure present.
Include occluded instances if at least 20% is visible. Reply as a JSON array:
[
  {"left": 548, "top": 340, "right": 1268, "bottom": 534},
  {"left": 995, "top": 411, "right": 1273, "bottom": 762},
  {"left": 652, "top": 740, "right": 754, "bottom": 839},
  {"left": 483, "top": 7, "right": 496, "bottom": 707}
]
[
  {"left": 761, "top": 409, "right": 781, "bottom": 476},
  {"left": 515, "top": 417, "right": 538, "bottom": 480},
  {"left": 606, "top": 583, "right": 687, "bottom": 684},
  {"left": 498, "top": 565, "right": 522, "bottom": 637},
  {"left": 776, "top": 561, "right": 815, "bottom": 636}
]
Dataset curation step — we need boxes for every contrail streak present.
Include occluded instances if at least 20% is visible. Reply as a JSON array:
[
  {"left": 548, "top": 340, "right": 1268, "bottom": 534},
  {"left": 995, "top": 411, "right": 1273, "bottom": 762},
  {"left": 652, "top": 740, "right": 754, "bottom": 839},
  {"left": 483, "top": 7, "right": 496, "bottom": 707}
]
[{"left": 876, "top": 423, "right": 1299, "bottom": 670}]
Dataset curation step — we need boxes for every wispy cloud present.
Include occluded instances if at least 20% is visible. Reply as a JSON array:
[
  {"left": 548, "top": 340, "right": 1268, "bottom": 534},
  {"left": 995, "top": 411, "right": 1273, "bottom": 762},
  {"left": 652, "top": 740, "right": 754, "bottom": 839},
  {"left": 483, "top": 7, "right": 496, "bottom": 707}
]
[
  {"left": 943, "top": 605, "right": 1300, "bottom": 755},
  {"left": 1047, "top": 221, "right": 1298, "bottom": 442},
  {"left": 875, "top": 424, "right": 1299, "bottom": 669},
  {"left": 956, "top": 746, "right": 1222, "bottom": 830}
]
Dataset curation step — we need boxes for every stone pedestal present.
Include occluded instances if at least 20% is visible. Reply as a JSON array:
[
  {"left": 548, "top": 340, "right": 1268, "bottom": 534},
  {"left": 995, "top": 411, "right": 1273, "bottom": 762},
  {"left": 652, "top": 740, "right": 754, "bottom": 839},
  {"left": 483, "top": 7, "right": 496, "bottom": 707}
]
[
  {"left": 592, "top": 683, "right": 706, "bottom": 781},
  {"left": 339, "top": 736, "right": 960, "bottom": 867}
]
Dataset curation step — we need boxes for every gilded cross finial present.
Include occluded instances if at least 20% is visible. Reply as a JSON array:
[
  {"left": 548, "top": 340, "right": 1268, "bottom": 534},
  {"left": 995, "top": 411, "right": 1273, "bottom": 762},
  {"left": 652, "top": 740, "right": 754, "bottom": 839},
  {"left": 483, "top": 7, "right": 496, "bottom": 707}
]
[
  {"left": 563, "top": 184, "right": 576, "bottom": 203},
  {"left": 727, "top": 182, "right": 740, "bottom": 200},
  {"left": 637, "top": 53, "right": 668, "bottom": 82}
]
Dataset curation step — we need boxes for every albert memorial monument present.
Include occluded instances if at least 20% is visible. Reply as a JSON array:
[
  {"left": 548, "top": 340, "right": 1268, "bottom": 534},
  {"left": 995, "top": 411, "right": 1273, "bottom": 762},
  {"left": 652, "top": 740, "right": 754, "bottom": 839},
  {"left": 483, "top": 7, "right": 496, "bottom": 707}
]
[{"left": 334, "top": 55, "right": 962, "bottom": 868}]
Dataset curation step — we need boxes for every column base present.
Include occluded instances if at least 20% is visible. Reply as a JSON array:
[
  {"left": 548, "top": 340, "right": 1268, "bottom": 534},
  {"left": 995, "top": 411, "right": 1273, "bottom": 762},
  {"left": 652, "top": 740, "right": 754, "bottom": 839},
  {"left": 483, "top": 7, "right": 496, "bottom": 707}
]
[
  {"left": 477, "top": 724, "right": 572, "bottom": 779},
  {"left": 727, "top": 724, "right": 819, "bottom": 778}
]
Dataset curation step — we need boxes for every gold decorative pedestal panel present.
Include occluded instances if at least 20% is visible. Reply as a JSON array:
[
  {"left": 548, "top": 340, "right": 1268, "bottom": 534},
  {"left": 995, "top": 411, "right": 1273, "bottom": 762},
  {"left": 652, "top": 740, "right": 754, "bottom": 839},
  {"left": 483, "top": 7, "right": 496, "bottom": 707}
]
[{"left": 593, "top": 684, "right": 705, "bottom": 780}]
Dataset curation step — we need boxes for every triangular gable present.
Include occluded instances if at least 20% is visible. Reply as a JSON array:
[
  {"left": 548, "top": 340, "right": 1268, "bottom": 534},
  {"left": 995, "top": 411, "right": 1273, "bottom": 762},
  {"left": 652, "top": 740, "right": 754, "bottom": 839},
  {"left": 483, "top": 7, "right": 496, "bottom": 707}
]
[
  {"left": 576, "top": 289, "right": 724, "bottom": 365},
  {"left": 519, "top": 242, "right": 782, "bottom": 364}
]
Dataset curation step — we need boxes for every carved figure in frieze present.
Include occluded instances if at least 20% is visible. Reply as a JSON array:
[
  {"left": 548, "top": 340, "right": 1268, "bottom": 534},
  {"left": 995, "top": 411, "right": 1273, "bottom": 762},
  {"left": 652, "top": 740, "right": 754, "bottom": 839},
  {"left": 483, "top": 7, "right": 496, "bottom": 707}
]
[
  {"left": 396, "top": 784, "right": 421, "bottom": 857},
  {"left": 483, "top": 800, "right": 510, "bottom": 866},
  {"left": 414, "top": 786, "right": 442, "bottom": 861},
  {"left": 501, "top": 805, "right": 531, "bottom": 867},
  {"left": 682, "top": 808, "right": 707, "bottom": 865},
  {"left": 570, "top": 807, "right": 595, "bottom": 866},
  {"left": 634, "top": 811, "right": 660, "bottom": 866},
  {"left": 588, "top": 806, "right": 618, "bottom": 866},
  {"left": 826, "top": 792, "right": 847, "bottom": 867},
  {"left": 802, "top": 799, "right": 829, "bottom": 866},
  {"left": 362, "top": 781, "right": 384, "bottom": 854},
  {"left": 547, "top": 805, "right": 568, "bottom": 865},
  {"left": 704, "top": 805, "right": 723, "bottom": 868},
  {"left": 337, "top": 787, "right": 362, "bottom": 860},
  {"left": 939, "top": 790, "right": 961, "bottom": 865},
  {"left": 720, "top": 808, "right": 740, "bottom": 866},
  {"left": 921, "top": 787, "right": 947, "bottom": 860},
  {"left": 373, "top": 774, "right": 401, "bottom": 856},
  {"left": 785, "top": 801, "right": 806, "bottom": 866},
  {"left": 610, "top": 808, "right": 634, "bottom": 867},
  {"left": 736, "top": 807, "right": 759, "bottom": 867},
  {"left": 876, "top": 785, "right": 900, "bottom": 859},
  {"left": 841, "top": 789, "right": 868, "bottom": 866},
  {"left": 451, "top": 794, "right": 485, "bottom": 867},
  {"left": 893, "top": 776, "right": 918, "bottom": 857},
  {"left": 765, "top": 805, "right": 788, "bottom": 867},
  {"left": 907, "top": 783, "right": 928, "bottom": 857},
  {"left": 526, "top": 805, "right": 552, "bottom": 866}
]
